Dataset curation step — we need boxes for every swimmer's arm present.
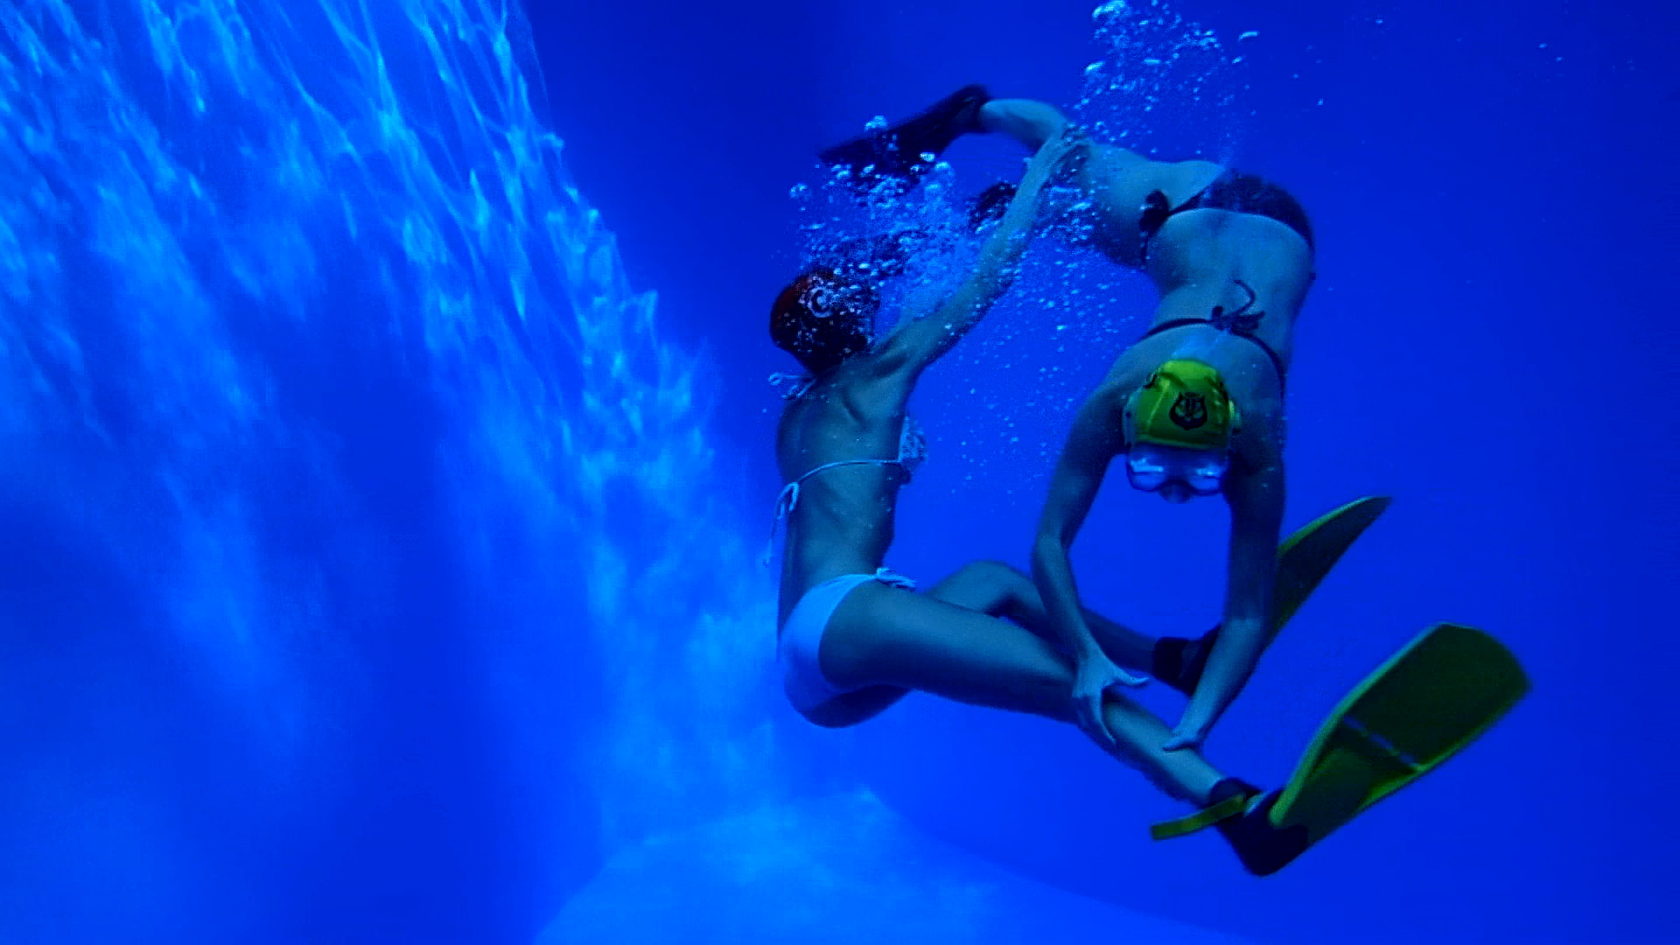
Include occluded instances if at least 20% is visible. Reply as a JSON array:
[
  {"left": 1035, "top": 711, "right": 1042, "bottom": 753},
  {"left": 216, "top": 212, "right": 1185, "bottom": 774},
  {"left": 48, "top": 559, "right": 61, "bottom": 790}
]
[
  {"left": 871, "top": 132, "right": 1081, "bottom": 381},
  {"left": 1170, "top": 461, "right": 1285, "bottom": 748},
  {"left": 1031, "top": 391, "right": 1128, "bottom": 662}
]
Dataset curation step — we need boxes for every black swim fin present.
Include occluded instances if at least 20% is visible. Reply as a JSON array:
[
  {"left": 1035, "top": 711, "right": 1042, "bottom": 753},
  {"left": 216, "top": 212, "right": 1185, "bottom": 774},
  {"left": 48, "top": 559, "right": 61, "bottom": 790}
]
[
  {"left": 818, "top": 84, "right": 991, "bottom": 195},
  {"left": 1144, "top": 777, "right": 1306, "bottom": 876},
  {"left": 1205, "top": 779, "right": 1309, "bottom": 877}
]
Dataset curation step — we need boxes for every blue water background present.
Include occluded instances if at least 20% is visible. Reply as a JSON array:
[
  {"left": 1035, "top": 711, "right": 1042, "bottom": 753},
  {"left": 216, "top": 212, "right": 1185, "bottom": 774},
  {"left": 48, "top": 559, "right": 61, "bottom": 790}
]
[{"left": 1, "top": 0, "right": 1673, "bottom": 942}]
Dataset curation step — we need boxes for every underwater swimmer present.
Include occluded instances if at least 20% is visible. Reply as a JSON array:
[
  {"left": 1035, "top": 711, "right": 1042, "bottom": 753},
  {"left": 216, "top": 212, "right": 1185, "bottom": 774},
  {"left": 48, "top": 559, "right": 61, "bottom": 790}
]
[
  {"left": 773, "top": 131, "right": 1108, "bottom": 730},
  {"left": 821, "top": 88, "right": 1312, "bottom": 754},
  {"left": 773, "top": 119, "right": 1265, "bottom": 829}
]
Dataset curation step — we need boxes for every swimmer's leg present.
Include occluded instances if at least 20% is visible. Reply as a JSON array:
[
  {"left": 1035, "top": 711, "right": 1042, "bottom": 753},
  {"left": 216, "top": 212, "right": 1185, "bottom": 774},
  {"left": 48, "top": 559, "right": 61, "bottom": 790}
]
[
  {"left": 823, "top": 582, "right": 1225, "bottom": 803},
  {"left": 961, "top": 101, "right": 1071, "bottom": 228},
  {"left": 976, "top": 98, "right": 1072, "bottom": 150},
  {"left": 820, "top": 91, "right": 1072, "bottom": 186},
  {"left": 1153, "top": 629, "right": 1223, "bottom": 695},
  {"left": 926, "top": 560, "right": 1155, "bottom": 673}
]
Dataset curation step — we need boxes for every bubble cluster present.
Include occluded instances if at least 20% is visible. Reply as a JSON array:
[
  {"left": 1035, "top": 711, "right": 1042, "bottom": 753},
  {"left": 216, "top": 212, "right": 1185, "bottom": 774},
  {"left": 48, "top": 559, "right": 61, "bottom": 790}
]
[
  {"left": 791, "top": 140, "right": 980, "bottom": 336},
  {"left": 780, "top": 0, "right": 1258, "bottom": 479},
  {"left": 1075, "top": 0, "right": 1250, "bottom": 159}
]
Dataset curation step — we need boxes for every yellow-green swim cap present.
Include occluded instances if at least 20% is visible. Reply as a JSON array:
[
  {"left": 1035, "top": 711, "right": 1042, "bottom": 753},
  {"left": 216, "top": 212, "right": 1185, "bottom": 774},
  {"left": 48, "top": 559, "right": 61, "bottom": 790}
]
[{"left": 1126, "top": 359, "right": 1240, "bottom": 451}]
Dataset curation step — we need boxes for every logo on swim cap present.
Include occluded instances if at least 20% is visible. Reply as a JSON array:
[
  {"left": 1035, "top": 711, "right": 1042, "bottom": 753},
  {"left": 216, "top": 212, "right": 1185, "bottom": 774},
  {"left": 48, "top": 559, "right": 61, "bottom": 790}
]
[
  {"left": 1126, "top": 359, "right": 1238, "bottom": 451},
  {"left": 1170, "top": 392, "right": 1207, "bottom": 430}
]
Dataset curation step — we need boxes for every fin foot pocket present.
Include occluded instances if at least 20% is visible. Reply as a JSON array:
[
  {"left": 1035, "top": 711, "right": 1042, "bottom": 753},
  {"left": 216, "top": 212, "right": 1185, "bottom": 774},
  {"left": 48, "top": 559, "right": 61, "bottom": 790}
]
[
  {"left": 818, "top": 84, "right": 992, "bottom": 195},
  {"left": 1152, "top": 624, "right": 1529, "bottom": 877}
]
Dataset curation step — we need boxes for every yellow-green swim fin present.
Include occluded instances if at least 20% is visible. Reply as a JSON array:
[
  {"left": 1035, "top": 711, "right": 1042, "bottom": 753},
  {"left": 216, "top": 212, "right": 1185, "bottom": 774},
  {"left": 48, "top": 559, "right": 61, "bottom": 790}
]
[
  {"left": 1268, "top": 622, "right": 1529, "bottom": 833},
  {"left": 1272, "top": 495, "right": 1390, "bottom": 630},
  {"left": 1152, "top": 623, "right": 1529, "bottom": 875}
]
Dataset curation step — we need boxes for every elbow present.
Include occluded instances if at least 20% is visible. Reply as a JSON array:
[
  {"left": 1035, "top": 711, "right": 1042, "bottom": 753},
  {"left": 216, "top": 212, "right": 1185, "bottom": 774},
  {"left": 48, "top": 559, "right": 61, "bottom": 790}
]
[
  {"left": 1219, "top": 615, "right": 1268, "bottom": 652},
  {"left": 1031, "top": 531, "right": 1065, "bottom": 572}
]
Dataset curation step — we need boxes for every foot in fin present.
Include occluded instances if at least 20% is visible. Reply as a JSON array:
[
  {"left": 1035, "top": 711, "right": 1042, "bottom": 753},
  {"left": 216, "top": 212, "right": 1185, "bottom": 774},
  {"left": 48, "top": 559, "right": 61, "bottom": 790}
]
[
  {"left": 1205, "top": 779, "right": 1308, "bottom": 877},
  {"left": 1153, "top": 624, "right": 1530, "bottom": 876},
  {"left": 1153, "top": 496, "right": 1391, "bottom": 696},
  {"left": 818, "top": 84, "right": 992, "bottom": 195},
  {"left": 1152, "top": 629, "right": 1219, "bottom": 696}
]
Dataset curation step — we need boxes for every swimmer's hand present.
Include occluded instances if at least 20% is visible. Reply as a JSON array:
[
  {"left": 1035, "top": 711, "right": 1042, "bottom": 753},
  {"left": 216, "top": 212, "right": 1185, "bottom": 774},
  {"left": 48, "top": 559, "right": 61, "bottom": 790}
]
[
  {"left": 1032, "top": 126, "right": 1088, "bottom": 183},
  {"left": 1162, "top": 714, "right": 1211, "bottom": 752},
  {"left": 1072, "top": 650, "right": 1150, "bottom": 747}
]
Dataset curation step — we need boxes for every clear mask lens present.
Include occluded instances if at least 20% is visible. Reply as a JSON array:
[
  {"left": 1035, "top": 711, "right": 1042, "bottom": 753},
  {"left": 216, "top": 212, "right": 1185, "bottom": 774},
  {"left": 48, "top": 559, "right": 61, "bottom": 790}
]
[
  {"left": 1125, "top": 454, "right": 1169, "bottom": 491},
  {"left": 1126, "top": 445, "right": 1227, "bottom": 496}
]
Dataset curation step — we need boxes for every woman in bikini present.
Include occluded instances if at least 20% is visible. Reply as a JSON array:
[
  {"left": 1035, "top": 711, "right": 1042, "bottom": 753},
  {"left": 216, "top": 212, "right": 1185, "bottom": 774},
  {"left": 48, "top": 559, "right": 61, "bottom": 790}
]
[
  {"left": 770, "top": 119, "right": 1300, "bottom": 845},
  {"left": 818, "top": 86, "right": 1312, "bottom": 757}
]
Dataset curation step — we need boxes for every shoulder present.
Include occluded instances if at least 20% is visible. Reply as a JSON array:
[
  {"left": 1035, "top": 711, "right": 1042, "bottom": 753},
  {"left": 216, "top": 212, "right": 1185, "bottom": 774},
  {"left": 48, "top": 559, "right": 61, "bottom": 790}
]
[
  {"left": 1098, "top": 352, "right": 1155, "bottom": 401},
  {"left": 1090, "top": 381, "right": 1135, "bottom": 418},
  {"left": 820, "top": 353, "right": 912, "bottom": 423},
  {"left": 1062, "top": 384, "right": 1131, "bottom": 458},
  {"left": 1232, "top": 393, "right": 1285, "bottom": 469},
  {"left": 1067, "top": 377, "right": 1134, "bottom": 424}
]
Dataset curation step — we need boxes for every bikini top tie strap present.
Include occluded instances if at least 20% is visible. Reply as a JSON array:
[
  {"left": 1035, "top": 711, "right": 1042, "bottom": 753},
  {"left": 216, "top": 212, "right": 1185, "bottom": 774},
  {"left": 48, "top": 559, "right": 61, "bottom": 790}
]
[
  {"left": 762, "top": 458, "right": 907, "bottom": 568},
  {"left": 762, "top": 481, "right": 803, "bottom": 569},
  {"left": 776, "top": 458, "right": 905, "bottom": 521},
  {"left": 768, "top": 372, "right": 815, "bottom": 400}
]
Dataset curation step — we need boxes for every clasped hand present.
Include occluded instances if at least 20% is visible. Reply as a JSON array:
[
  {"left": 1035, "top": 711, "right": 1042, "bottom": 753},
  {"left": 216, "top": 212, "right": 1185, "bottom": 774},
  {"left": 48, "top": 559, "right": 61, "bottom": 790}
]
[{"left": 1071, "top": 650, "right": 1149, "bottom": 748}]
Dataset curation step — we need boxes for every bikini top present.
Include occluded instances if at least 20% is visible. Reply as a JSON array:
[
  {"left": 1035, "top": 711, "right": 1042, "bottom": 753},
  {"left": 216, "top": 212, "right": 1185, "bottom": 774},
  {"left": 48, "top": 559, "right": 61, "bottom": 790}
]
[
  {"left": 1139, "top": 281, "right": 1288, "bottom": 391},
  {"left": 766, "top": 369, "right": 928, "bottom": 565},
  {"left": 1139, "top": 171, "right": 1316, "bottom": 262},
  {"left": 769, "top": 373, "right": 927, "bottom": 522}
]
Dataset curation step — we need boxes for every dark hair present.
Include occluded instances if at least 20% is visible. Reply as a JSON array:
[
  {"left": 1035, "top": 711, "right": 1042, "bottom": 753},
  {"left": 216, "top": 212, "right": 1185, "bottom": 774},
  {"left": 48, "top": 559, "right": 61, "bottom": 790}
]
[{"left": 769, "top": 268, "right": 876, "bottom": 375}]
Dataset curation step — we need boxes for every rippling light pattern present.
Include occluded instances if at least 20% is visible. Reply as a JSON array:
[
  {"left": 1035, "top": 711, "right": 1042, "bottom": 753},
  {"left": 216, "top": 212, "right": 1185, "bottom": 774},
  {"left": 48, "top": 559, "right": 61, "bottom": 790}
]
[
  {"left": 1, "top": 0, "right": 774, "bottom": 899},
  {"left": 0, "top": 1, "right": 1264, "bottom": 939}
]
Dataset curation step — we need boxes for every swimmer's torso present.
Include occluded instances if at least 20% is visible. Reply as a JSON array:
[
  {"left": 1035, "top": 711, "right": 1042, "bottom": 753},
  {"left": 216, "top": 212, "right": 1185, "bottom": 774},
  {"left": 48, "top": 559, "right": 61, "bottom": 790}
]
[
  {"left": 1073, "top": 144, "right": 1313, "bottom": 355},
  {"left": 1072, "top": 143, "right": 1314, "bottom": 451},
  {"left": 775, "top": 369, "right": 911, "bottom": 626}
]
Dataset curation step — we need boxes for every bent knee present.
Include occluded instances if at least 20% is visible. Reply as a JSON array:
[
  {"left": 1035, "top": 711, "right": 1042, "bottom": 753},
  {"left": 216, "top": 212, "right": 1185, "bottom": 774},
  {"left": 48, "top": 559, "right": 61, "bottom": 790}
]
[
  {"left": 954, "top": 558, "right": 1025, "bottom": 582},
  {"left": 978, "top": 99, "right": 1069, "bottom": 149},
  {"left": 960, "top": 559, "right": 1032, "bottom": 594},
  {"left": 931, "top": 560, "right": 1034, "bottom": 615}
]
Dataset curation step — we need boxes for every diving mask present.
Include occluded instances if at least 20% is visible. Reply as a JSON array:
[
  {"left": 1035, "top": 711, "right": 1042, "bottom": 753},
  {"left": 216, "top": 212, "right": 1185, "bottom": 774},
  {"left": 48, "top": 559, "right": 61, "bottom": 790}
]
[
  {"left": 1122, "top": 359, "right": 1238, "bottom": 497},
  {"left": 1124, "top": 443, "right": 1229, "bottom": 496}
]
